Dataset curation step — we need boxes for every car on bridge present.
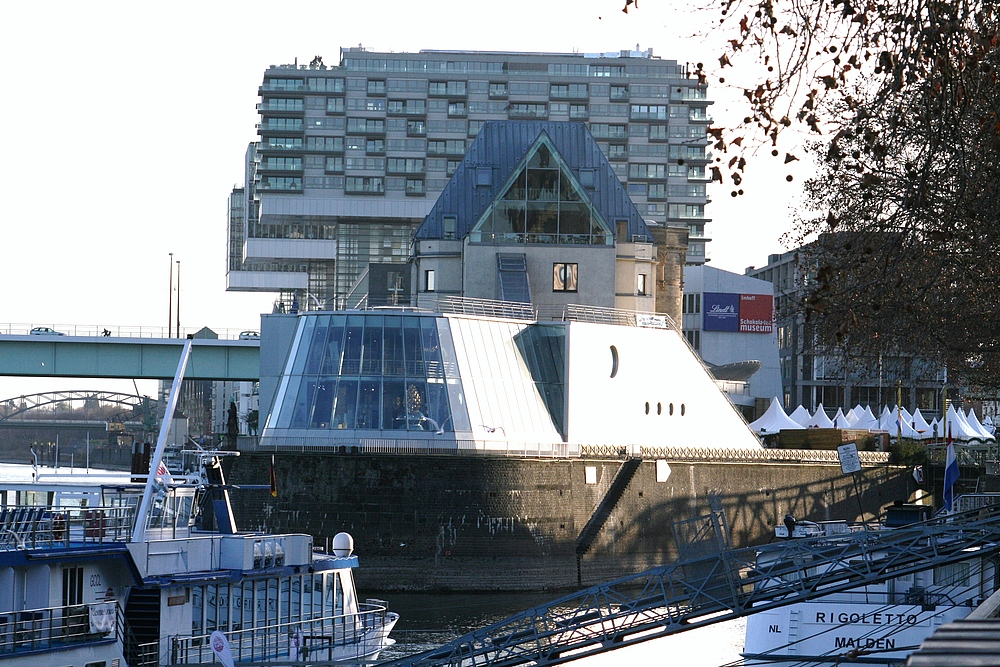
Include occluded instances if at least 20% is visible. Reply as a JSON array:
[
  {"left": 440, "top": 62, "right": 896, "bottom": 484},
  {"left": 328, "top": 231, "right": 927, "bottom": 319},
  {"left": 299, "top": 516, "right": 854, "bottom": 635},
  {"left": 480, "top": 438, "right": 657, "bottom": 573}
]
[
  {"left": 238, "top": 331, "right": 260, "bottom": 340},
  {"left": 30, "top": 327, "right": 65, "bottom": 336}
]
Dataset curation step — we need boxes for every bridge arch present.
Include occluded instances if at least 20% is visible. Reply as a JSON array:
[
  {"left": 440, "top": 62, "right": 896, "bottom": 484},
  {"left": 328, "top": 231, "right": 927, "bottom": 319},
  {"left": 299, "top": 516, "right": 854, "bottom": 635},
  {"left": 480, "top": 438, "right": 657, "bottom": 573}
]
[{"left": 0, "top": 391, "right": 154, "bottom": 423}]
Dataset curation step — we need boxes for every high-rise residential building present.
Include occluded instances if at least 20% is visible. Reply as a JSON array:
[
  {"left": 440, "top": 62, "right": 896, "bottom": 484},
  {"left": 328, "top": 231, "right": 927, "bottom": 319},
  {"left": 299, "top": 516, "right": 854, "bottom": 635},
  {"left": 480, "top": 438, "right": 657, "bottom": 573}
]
[{"left": 227, "top": 47, "right": 713, "bottom": 309}]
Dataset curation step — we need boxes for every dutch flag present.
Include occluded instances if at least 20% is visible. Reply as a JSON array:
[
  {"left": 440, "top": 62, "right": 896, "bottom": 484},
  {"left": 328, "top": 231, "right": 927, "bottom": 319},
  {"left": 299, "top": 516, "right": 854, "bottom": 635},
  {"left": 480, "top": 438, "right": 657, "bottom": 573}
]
[{"left": 943, "top": 441, "right": 960, "bottom": 512}]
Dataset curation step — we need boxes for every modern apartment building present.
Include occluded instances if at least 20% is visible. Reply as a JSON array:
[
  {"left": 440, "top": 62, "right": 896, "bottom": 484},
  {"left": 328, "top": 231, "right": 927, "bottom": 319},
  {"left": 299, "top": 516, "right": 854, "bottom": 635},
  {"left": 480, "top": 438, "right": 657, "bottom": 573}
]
[{"left": 227, "top": 47, "right": 713, "bottom": 309}]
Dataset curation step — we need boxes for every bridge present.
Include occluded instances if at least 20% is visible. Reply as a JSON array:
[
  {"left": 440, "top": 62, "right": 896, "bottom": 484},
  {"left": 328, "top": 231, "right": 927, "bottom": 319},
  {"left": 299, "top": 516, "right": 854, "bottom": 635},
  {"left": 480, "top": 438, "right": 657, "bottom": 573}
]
[
  {"left": 383, "top": 504, "right": 1000, "bottom": 667},
  {"left": 0, "top": 335, "right": 259, "bottom": 381}
]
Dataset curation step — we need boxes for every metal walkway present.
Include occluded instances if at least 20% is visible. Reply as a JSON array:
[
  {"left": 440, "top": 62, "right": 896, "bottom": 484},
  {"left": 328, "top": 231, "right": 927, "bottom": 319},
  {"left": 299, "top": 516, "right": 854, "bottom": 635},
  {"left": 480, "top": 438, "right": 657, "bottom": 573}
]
[{"left": 383, "top": 505, "right": 1000, "bottom": 667}]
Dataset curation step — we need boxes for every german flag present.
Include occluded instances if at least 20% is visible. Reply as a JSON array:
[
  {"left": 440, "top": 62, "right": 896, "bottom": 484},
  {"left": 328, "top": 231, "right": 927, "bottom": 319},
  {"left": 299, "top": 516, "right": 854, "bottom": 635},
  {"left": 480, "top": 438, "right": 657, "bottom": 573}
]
[{"left": 269, "top": 455, "right": 278, "bottom": 497}]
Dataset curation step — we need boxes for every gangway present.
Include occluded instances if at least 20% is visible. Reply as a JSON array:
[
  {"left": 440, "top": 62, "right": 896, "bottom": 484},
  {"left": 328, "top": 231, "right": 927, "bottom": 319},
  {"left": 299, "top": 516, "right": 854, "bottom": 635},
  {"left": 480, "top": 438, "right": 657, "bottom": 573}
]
[{"left": 382, "top": 505, "right": 1000, "bottom": 667}]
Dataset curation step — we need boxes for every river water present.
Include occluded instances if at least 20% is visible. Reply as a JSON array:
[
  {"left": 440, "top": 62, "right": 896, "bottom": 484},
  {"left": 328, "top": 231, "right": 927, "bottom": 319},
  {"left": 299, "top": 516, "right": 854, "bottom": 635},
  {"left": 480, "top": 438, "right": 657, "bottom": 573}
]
[{"left": 378, "top": 591, "right": 747, "bottom": 666}]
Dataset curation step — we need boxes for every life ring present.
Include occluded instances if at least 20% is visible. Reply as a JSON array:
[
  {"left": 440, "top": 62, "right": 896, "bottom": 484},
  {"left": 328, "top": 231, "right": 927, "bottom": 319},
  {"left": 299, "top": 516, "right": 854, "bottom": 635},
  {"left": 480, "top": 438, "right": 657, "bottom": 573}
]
[{"left": 52, "top": 513, "right": 66, "bottom": 541}]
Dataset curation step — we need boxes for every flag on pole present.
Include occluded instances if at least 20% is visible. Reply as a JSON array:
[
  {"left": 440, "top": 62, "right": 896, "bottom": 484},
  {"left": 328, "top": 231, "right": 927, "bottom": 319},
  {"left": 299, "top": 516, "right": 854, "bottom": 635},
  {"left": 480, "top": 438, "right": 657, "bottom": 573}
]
[
  {"left": 943, "top": 441, "right": 960, "bottom": 512},
  {"left": 269, "top": 454, "right": 278, "bottom": 497}
]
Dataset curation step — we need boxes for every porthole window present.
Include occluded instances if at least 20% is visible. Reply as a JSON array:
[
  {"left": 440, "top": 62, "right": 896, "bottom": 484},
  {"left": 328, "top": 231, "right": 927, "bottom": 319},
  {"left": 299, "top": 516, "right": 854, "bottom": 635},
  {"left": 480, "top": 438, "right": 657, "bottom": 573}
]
[
  {"left": 669, "top": 403, "right": 674, "bottom": 416},
  {"left": 657, "top": 402, "right": 662, "bottom": 415},
  {"left": 681, "top": 403, "right": 686, "bottom": 416},
  {"left": 610, "top": 345, "right": 619, "bottom": 378},
  {"left": 645, "top": 402, "right": 650, "bottom": 415}
]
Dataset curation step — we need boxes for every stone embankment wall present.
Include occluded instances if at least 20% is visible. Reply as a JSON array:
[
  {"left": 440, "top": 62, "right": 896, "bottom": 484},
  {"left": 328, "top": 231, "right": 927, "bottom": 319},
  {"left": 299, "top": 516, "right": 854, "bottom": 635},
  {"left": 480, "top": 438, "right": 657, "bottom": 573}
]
[{"left": 227, "top": 453, "right": 911, "bottom": 592}]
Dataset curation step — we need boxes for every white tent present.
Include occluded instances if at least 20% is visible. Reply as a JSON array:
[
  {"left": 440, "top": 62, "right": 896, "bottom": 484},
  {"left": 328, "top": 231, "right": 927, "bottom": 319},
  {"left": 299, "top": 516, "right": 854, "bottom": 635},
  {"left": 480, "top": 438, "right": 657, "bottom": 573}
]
[
  {"left": 748, "top": 398, "right": 807, "bottom": 436},
  {"left": 900, "top": 406, "right": 914, "bottom": 427},
  {"left": 832, "top": 408, "right": 853, "bottom": 429},
  {"left": 853, "top": 407, "right": 880, "bottom": 431},
  {"left": 878, "top": 406, "right": 897, "bottom": 432},
  {"left": 789, "top": 405, "right": 812, "bottom": 426},
  {"left": 806, "top": 404, "right": 835, "bottom": 429},
  {"left": 845, "top": 406, "right": 861, "bottom": 426},
  {"left": 985, "top": 415, "right": 995, "bottom": 435},
  {"left": 911, "top": 408, "right": 932, "bottom": 432},
  {"left": 966, "top": 408, "right": 995, "bottom": 441},
  {"left": 945, "top": 404, "right": 983, "bottom": 441}
]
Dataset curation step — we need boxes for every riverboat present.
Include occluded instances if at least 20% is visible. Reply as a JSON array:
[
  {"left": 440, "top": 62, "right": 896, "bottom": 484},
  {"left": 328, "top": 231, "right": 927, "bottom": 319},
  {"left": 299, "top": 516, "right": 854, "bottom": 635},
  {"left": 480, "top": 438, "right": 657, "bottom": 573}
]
[
  {"left": 0, "top": 453, "right": 397, "bottom": 666},
  {"left": 743, "top": 501, "right": 999, "bottom": 666}
]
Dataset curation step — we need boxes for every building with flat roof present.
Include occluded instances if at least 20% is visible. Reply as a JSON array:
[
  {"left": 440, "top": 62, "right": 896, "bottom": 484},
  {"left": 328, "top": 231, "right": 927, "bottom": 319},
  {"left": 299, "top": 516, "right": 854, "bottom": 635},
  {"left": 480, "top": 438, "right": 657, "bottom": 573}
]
[{"left": 227, "top": 47, "right": 713, "bottom": 310}]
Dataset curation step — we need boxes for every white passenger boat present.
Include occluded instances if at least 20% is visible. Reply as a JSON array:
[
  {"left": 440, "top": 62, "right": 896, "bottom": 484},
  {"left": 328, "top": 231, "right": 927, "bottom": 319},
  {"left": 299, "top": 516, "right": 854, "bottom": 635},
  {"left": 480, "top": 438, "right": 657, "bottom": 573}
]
[
  {"left": 0, "top": 454, "right": 396, "bottom": 666},
  {"left": 0, "top": 338, "right": 396, "bottom": 666},
  {"left": 743, "top": 502, "right": 999, "bottom": 666}
]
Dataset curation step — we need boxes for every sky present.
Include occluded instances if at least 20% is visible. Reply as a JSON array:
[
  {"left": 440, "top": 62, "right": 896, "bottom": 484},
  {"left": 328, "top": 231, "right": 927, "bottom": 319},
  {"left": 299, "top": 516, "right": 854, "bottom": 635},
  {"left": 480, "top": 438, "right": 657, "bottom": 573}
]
[{"left": 0, "top": 0, "right": 809, "bottom": 395}]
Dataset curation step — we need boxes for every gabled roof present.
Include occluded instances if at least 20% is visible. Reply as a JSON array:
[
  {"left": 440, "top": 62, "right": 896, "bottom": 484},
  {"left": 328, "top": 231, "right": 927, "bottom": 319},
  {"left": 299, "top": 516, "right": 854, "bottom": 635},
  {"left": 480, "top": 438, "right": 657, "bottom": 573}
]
[{"left": 416, "top": 121, "right": 652, "bottom": 241}]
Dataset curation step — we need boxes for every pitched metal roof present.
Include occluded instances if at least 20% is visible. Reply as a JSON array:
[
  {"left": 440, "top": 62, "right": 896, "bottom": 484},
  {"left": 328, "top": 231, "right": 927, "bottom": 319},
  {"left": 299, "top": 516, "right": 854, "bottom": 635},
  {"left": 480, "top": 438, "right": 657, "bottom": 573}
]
[{"left": 415, "top": 121, "right": 651, "bottom": 241}]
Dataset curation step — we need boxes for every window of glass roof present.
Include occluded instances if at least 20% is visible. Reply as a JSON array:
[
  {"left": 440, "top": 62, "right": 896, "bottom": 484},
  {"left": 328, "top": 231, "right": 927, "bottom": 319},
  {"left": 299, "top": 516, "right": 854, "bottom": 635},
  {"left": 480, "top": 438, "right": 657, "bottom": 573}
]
[{"left": 273, "top": 314, "right": 465, "bottom": 432}]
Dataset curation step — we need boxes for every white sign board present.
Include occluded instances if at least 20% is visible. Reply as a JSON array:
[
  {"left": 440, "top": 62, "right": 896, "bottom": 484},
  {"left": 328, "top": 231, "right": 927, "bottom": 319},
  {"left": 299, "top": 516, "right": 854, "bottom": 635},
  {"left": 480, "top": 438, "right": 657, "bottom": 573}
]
[{"left": 837, "top": 443, "right": 862, "bottom": 475}]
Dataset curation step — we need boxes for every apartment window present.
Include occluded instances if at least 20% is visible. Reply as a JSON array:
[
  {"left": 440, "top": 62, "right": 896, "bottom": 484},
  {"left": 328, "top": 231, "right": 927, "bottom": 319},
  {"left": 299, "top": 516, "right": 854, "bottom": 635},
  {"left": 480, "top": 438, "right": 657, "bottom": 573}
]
[
  {"left": 569, "top": 104, "right": 588, "bottom": 119},
  {"left": 346, "top": 118, "right": 385, "bottom": 134},
  {"left": 630, "top": 105, "right": 668, "bottom": 120},
  {"left": 669, "top": 184, "right": 707, "bottom": 197},
  {"left": 683, "top": 293, "right": 701, "bottom": 314},
  {"left": 629, "top": 163, "right": 667, "bottom": 179},
  {"left": 590, "top": 123, "right": 628, "bottom": 139},
  {"left": 550, "top": 83, "right": 588, "bottom": 99},
  {"left": 448, "top": 101, "right": 467, "bottom": 117},
  {"left": 367, "top": 79, "right": 386, "bottom": 95},
  {"left": 468, "top": 120, "right": 486, "bottom": 136},
  {"left": 266, "top": 137, "right": 303, "bottom": 150},
  {"left": 489, "top": 82, "right": 508, "bottom": 98},
  {"left": 611, "top": 85, "right": 629, "bottom": 100},
  {"left": 550, "top": 103, "right": 569, "bottom": 115},
  {"left": 684, "top": 329, "right": 701, "bottom": 350},
  {"left": 446, "top": 160, "right": 461, "bottom": 176},
  {"left": 429, "top": 80, "right": 467, "bottom": 96},
  {"left": 427, "top": 139, "right": 466, "bottom": 155},
  {"left": 407, "top": 120, "right": 426, "bottom": 136},
  {"left": 606, "top": 143, "right": 628, "bottom": 161},
  {"left": 366, "top": 139, "right": 385, "bottom": 155},
  {"left": 590, "top": 65, "right": 626, "bottom": 77},
  {"left": 425, "top": 269, "right": 436, "bottom": 292},
  {"left": 388, "top": 99, "right": 426, "bottom": 115},
  {"left": 347, "top": 98, "right": 386, "bottom": 112},
  {"left": 264, "top": 118, "right": 303, "bottom": 131},
  {"left": 307, "top": 136, "right": 342, "bottom": 152},
  {"left": 649, "top": 125, "right": 669, "bottom": 141},
  {"left": 307, "top": 77, "right": 345, "bottom": 93},
  {"left": 345, "top": 176, "right": 384, "bottom": 194},
  {"left": 325, "top": 157, "right": 344, "bottom": 173},
  {"left": 443, "top": 216, "right": 457, "bottom": 240},
  {"left": 508, "top": 103, "right": 547, "bottom": 119},
  {"left": 669, "top": 204, "right": 706, "bottom": 218},
  {"left": 553, "top": 263, "right": 579, "bottom": 292},
  {"left": 405, "top": 178, "right": 425, "bottom": 195},
  {"left": 262, "top": 157, "right": 302, "bottom": 171},
  {"left": 670, "top": 125, "right": 707, "bottom": 139},
  {"left": 387, "top": 158, "right": 425, "bottom": 174}
]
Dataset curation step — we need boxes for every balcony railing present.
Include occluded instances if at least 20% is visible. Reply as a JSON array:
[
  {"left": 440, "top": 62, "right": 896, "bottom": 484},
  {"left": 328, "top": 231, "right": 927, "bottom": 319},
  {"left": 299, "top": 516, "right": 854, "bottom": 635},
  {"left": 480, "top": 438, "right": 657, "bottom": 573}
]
[
  {"left": 171, "top": 602, "right": 393, "bottom": 665},
  {"left": 0, "top": 601, "right": 120, "bottom": 656},
  {"left": 0, "top": 504, "right": 136, "bottom": 551}
]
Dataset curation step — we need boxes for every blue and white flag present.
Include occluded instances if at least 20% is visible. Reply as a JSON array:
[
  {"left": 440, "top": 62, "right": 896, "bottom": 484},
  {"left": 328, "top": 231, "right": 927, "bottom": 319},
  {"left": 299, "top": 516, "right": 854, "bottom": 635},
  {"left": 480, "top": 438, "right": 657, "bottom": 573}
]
[{"left": 943, "top": 442, "right": 960, "bottom": 512}]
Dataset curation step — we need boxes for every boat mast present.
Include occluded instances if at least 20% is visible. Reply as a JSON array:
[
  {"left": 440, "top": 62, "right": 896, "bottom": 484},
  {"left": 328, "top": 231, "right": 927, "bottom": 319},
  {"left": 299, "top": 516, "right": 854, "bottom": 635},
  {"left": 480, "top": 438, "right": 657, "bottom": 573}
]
[{"left": 132, "top": 339, "right": 193, "bottom": 542}]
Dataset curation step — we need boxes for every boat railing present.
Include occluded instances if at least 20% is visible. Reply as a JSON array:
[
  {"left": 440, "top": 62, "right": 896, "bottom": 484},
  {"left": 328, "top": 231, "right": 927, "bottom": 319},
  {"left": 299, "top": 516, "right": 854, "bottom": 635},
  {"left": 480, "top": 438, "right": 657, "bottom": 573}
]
[
  {"left": 0, "top": 504, "right": 137, "bottom": 550},
  {"left": 0, "top": 600, "right": 120, "bottom": 656},
  {"left": 170, "top": 600, "right": 394, "bottom": 664}
]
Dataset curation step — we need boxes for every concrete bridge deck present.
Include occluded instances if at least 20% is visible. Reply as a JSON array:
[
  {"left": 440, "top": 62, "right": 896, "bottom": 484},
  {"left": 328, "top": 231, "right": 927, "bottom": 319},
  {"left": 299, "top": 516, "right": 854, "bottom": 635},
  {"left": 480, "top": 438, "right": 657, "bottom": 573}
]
[{"left": 0, "top": 335, "right": 260, "bottom": 381}]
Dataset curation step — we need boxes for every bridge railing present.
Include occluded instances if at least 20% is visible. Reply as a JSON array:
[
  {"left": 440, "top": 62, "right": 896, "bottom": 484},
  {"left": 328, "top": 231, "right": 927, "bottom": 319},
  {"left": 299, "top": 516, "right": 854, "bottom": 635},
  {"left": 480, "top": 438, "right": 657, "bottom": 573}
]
[{"left": 0, "top": 324, "right": 257, "bottom": 340}]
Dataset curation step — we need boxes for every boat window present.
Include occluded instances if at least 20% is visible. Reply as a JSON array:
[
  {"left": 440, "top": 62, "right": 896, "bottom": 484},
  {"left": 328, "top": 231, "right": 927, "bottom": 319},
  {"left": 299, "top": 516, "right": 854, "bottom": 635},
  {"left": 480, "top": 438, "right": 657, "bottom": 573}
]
[
  {"left": 218, "top": 584, "right": 229, "bottom": 632},
  {"left": 281, "top": 578, "right": 291, "bottom": 626},
  {"left": 291, "top": 577, "right": 302, "bottom": 622},
  {"left": 934, "top": 561, "right": 971, "bottom": 586},
  {"left": 313, "top": 574, "right": 323, "bottom": 617},
  {"left": 192, "top": 585, "right": 204, "bottom": 636},
  {"left": 205, "top": 584, "right": 217, "bottom": 633}
]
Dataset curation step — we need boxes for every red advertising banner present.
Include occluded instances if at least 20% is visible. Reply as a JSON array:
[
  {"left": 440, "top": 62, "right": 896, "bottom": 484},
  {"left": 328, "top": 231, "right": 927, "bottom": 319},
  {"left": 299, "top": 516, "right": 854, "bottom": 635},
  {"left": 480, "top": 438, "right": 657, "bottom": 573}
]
[{"left": 739, "top": 294, "right": 773, "bottom": 333}]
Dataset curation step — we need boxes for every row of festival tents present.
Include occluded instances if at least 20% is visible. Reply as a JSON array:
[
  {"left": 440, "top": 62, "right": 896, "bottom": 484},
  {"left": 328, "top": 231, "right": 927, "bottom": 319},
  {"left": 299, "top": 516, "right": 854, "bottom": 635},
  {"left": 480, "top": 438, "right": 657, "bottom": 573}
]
[{"left": 749, "top": 398, "right": 996, "bottom": 441}]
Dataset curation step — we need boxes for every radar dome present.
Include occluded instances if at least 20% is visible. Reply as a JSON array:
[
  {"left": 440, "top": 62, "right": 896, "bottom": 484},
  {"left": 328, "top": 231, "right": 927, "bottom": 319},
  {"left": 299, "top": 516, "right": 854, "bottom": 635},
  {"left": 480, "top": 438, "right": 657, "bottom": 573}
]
[{"left": 332, "top": 532, "right": 354, "bottom": 557}]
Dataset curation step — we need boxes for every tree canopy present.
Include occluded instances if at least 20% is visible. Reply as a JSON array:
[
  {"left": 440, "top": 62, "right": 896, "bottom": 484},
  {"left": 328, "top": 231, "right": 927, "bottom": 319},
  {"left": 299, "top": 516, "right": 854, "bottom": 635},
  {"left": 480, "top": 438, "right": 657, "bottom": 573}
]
[{"left": 635, "top": 0, "right": 1000, "bottom": 386}]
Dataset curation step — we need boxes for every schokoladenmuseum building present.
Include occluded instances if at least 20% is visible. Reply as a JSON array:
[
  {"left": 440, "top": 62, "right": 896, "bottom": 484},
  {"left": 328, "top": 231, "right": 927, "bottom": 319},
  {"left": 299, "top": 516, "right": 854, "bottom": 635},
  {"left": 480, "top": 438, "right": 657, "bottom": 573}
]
[{"left": 227, "top": 47, "right": 712, "bottom": 311}]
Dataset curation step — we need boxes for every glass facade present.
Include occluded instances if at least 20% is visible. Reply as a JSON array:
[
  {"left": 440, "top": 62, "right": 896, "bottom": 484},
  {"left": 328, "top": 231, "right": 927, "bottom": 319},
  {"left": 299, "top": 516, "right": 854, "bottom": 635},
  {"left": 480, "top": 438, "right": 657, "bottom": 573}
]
[
  {"left": 273, "top": 314, "right": 469, "bottom": 432},
  {"left": 472, "top": 139, "right": 611, "bottom": 245}
]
